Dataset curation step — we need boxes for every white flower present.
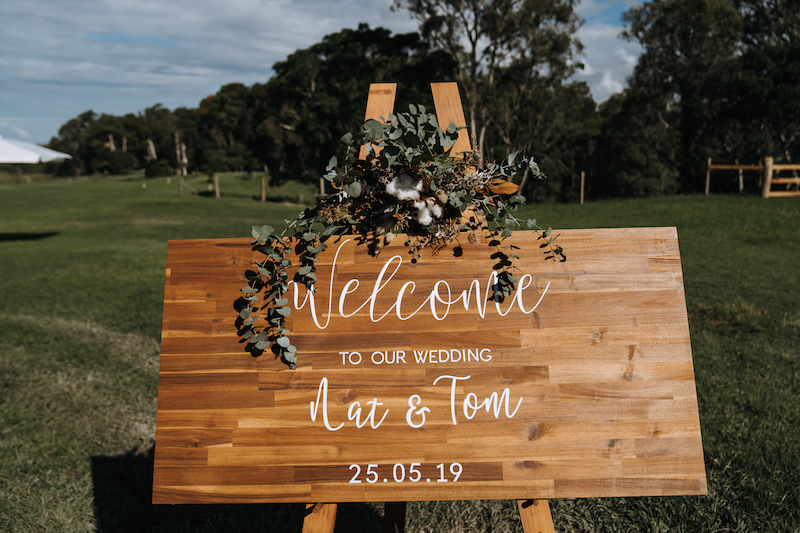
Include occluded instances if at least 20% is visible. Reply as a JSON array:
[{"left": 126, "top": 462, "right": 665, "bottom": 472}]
[
  {"left": 413, "top": 200, "right": 433, "bottom": 225},
  {"left": 386, "top": 173, "right": 422, "bottom": 201}
]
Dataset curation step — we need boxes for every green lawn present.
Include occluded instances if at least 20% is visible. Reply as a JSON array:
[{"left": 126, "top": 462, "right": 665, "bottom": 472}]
[{"left": 1, "top": 177, "right": 798, "bottom": 532}]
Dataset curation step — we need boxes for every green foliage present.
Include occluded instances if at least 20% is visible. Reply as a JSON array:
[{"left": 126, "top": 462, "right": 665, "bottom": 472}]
[
  {"left": 144, "top": 159, "right": 171, "bottom": 178},
  {"left": 486, "top": 77, "right": 599, "bottom": 202},
  {"left": 591, "top": 90, "right": 680, "bottom": 198},
  {"left": 391, "top": 0, "right": 592, "bottom": 201},
  {"left": 241, "top": 105, "right": 563, "bottom": 368},
  {"left": 105, "top": 151, "right": 137, "bottom": 175},
  {"left": 725, "top": 39, "right": 800, "bottom": 165},
  {"left": 255, "top": 24, "right": 457, "bottom": 184},
  {"left": 40, "top": 1, "right": 799, "bottom": 199},
  {"left": 619, "top": 0, "right": 800, "bottom": 192}
]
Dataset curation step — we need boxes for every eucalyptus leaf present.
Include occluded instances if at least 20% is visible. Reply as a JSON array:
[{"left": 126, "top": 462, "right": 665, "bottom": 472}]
[
  {"left": 251, "top": 224, "right": 274, "bottom": 243},
  {"left": 344, "top": 181, "right": 362, "bottom": 197}
]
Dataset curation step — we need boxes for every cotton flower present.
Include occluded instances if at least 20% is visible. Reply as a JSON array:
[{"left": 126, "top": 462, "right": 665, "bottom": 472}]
[
  {"left": 424, "top": 197, "right": 443, "bottom": 219},
  {"left": 386, "top": 173, "right": 422, "bottom": 200},
  {"left": 413, "top": 200, "right": 433, "bottom": 225}
]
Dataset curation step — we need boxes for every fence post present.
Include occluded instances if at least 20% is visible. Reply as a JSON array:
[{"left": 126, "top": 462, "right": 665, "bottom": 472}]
[
  {"left": 580, "top": 171, "right": 585, "bottom": 205},
  {"left": 761, "top": 157, "right": 773, "bottom": 198},
  {"left": 261, "top": 177, "right": 266, "bottom": 202},
  {"left": 213, "top": 174, "right": 220, "bottom": 199},
  {"left": 705, "top": 158, "right": 711, "bottom": 196}
]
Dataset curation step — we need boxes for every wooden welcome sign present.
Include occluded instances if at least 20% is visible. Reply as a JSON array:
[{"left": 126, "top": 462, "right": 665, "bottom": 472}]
[
  {"left": 153, "top": 226, "right": 707, "bottom": 505},
  {"left": 153, "top": 84, "right": 706, "bottom": 531}
]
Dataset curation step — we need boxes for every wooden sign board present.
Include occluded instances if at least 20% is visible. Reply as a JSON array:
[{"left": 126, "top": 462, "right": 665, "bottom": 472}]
[{"left": 152, "top": 227, "right": 707, "bottom": 504}]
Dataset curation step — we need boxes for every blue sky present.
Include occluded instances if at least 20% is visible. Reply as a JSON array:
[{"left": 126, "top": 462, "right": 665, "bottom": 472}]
[{"left": 0, "top": 0, "right": 642, "bottom": 144}]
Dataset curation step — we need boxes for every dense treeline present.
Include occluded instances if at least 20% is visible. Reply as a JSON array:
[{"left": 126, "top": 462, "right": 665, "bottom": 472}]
[{"left": 45, "top": 0, "right": 798, "bottom": 200}]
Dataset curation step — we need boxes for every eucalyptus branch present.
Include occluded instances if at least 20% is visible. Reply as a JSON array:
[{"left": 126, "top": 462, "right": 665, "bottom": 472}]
[{"left": 239, "top": 103, "right": 564, "bottom": 369}]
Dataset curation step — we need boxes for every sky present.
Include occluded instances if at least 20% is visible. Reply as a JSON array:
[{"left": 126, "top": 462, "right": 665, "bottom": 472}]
[{"left": 0, "top": 0, "right": 643, "bottom": 144}]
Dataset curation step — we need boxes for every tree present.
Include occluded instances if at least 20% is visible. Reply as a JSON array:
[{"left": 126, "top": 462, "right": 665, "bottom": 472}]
[
  {"left": 622, "top": 0, "right": 742, "bottom": 191},
  {"left": 738, "top": 0, "right": 800, "bottom": 47},
  {"left": 49, "top": 110, "right": 96, "bottom": 176},
  {"left": 253, "top": 24, "right": 456, "bottom": 184},
  {"left": 487, "top": 70, "right": 598, "bottom": 200},
  {"left": 731, "top": 0, "right": 800, "bottom": 164},
  {"left": 592, "top": 89, "right": 680, "bottom": 198},
  {"left": 392, "top": 0, "right": 584, "bottom": 161},
  {"left": 199, "top": 83, "right": 256, "bottom": 172}
]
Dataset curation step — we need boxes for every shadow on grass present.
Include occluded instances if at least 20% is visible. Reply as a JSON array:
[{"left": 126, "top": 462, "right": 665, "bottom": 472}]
[
  {"left": 0, "top": 231, "right": 59, "bottom": 241},
  {"left": 91, "top": 447, "right": 382, "bottom": 532}
]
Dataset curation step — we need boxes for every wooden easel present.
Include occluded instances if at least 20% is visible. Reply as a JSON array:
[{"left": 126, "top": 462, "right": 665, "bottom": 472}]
[{"left": 300, "top": 81, "right": 555, "bottom": 533}]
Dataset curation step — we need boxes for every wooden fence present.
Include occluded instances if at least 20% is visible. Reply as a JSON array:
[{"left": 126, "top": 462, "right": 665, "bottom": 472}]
[
  {"left": 706, "top": 157, "right": 800, "bottom": 198},
  {"left": 762, "top": 157, "right": 800, "bottom": 198}
]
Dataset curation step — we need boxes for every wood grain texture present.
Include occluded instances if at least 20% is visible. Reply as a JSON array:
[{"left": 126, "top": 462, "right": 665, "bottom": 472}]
[
  {"left": 430, "top": 82, "right": 472, "bottom": 155},
  {"left": 358, "top": 82, "right": 397, "bottom": 160},
  {"left": 302, "top": 503, "right": 337, "bottom": 533},
  {"left": 517, "top": 499, "right": 555, "bottom": 533},
  {"left": 152, "top": 227, "right": 707, "bottom": 504}
]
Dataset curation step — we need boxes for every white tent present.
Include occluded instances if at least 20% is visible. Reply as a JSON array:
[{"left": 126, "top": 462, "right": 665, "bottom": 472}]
[{"left": 0, "top": 135, "right": 72, "bottom": 163}]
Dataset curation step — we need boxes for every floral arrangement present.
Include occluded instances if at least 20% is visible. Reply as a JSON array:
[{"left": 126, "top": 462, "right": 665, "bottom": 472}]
[{"left": 239, "top": 104, "right": 564, "bottom": 368}]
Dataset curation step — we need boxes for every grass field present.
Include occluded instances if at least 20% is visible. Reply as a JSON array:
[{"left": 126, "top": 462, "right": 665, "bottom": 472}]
[{"left": 1, "top": 174, "right": 798, "bottom": 532}]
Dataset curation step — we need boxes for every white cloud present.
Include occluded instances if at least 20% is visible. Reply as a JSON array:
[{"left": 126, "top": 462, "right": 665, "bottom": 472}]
[
  {"left": 0, "top": 0, "right": 642, "bottom": 142},
  {"left": 0, "top": 120, "right": 31, "bottom": 139},
  {"left": 0, "top": 0, "right": 417, "bottom": 142},
  {"left": 572, "top": 3, "right": 644, "bottom": 103},
  {"left": 615, "top": 47, "right": 639, "bottom": 69},
  {"left": 599, "top": 71, "right": 624, "bottom": 95}
]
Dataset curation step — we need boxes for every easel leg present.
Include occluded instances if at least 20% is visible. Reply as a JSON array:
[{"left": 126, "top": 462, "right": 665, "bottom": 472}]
[
  {"left": 301, "top": 503, "right": 337, "bottom": 533},
  {"left": 517, "top": 499, "right": 555, "bottom": 533},
  {"left": 383, "top": 501, "right": 407, "bottom": 533}
]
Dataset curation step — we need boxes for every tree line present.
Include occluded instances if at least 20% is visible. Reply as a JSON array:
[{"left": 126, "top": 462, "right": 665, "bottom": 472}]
[{"left": 46, "top": 0, "right": 798, "bottom": 200}]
